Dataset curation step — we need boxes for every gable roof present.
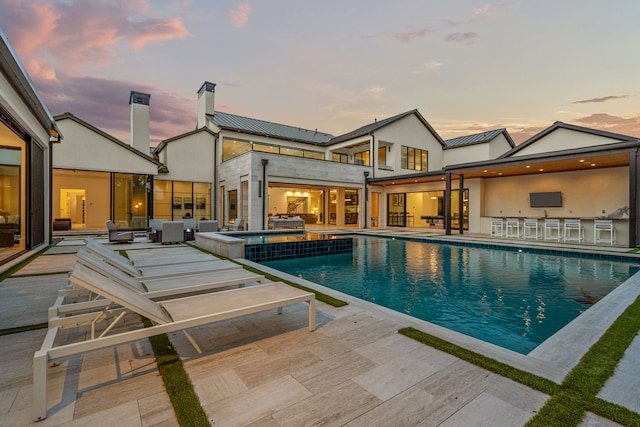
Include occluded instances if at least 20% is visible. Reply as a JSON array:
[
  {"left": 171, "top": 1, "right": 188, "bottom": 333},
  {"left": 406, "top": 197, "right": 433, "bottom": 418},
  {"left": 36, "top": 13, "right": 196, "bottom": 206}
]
[
  {"left": 1, "top": 28, "right": 61, "bottom": 141},
  {"left": 54, "top": 112, "right": 160, "bottom": 165},
  {"left": 501, "top": 121, "right": 639, "bottom": 158},
  {"left": 328, "top": 109, "right": 446, "bottom": 146},
  {"left": 444, "top": 128, "right": 515, "bottom": 149},
  {"left": 153, "top": 126, "right": 218, "bottom": 154},
  {"left": 211, "top": 111, "right": 333, "bottom": 144}
]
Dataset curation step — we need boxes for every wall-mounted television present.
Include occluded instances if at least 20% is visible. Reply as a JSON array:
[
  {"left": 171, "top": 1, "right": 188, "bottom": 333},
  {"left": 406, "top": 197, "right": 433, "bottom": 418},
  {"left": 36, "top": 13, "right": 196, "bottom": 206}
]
[{"left": 530, "top": 192, "right": 562, "bottom": 207}]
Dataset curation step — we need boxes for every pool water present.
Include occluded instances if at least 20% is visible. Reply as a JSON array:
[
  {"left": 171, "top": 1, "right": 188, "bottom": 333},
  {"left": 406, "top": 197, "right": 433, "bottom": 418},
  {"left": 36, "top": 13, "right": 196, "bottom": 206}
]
[{"left": 264, "top": 236, "right": 640, "bottom": 354}]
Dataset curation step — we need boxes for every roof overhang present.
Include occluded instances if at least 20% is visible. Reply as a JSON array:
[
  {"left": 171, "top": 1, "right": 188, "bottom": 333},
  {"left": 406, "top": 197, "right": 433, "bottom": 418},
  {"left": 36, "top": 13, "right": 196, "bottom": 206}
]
[{"left": 369, "top": 141, "right": 639, "bottom": 186}]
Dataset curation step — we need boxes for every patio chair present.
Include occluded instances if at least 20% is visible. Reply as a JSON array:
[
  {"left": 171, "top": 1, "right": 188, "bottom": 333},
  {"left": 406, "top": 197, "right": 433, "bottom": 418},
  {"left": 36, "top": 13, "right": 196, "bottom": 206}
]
[
  {"left": 161, "top": 221, "right": 184, "bottom": 244},
  {"left": 563, "top": 219, "right": 584, "bottom": 243},
  {"left": 523, "top": 218, "right": 539, "bottom": 240},
  {"left": 84, "top": 238, "right": 239, "bottom": 279},
  {"left": 505, "top": 218, "right": 520, "bottom": 239},
  {"left": 594, "top": 220, "right": 615, "bottom": 245},
  {"left": 147, "top": 219, "right": 164, "bottom": 242},
  {"left": 490, "top": 218, "right": 504, "bottom": 238},
  {"left": 224, "top": 218, "right": 244, "bottom": 231},
  {"left": 106, "top": 220, "right": 134, "bottom": 243},
  {"left": 35, "top": 263, "right": 315, "bottom": 420},
  {"left": 544, "top": 219, "right": 561, "bottom": 241},
  {"left": 198, "top": 220, "right": 219, "bottom": 232}
]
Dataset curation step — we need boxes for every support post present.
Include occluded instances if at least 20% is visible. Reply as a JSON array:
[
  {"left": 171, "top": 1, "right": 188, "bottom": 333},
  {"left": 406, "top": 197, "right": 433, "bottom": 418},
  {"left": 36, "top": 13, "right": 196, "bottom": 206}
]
[
  {"left": 445, "top": 172, "right": 452, "bottom": 235},
  {"left": 458, "top": 174, "right": 464, "bottom": 235},
  {"left": 261, "top": 159, "right": 268, "bottom": 230},
  {"left": 363, "top": 171, "right": 370, "bottom": 229},
  {"left": 629, "top": 150, "right": 639, "bottom": 247}
]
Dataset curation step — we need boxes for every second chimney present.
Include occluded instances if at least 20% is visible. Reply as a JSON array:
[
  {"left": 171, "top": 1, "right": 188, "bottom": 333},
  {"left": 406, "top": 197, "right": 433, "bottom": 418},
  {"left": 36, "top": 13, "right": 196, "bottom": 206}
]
[
  {"left": 129, "top": 91, "right": 151, "bottom": 154},
  {"left": 197, "top": 81, "right": 216, "bottom": 129}
]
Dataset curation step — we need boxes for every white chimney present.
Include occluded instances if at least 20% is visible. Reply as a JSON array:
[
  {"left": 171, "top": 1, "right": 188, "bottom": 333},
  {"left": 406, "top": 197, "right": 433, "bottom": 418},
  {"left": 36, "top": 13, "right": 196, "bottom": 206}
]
[
  {"left": 129, "top": 91, "right": 151, "bottom": 153},
  {"left": 197, "top": 81, "right": 216, "bottom": 129}
]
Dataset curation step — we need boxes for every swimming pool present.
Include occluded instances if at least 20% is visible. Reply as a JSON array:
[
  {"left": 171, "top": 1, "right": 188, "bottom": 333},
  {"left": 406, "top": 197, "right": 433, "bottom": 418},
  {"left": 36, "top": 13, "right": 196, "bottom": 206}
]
[{"left": 264, "top": 236, "right": 640, "bottom": 354}]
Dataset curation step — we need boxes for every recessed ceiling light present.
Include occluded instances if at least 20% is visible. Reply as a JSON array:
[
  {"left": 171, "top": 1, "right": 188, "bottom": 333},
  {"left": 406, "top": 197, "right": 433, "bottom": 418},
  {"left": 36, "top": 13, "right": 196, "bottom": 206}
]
[
  {"left": 483, "top": 169, "right": 488, "bottom": 173},
  {"left": 591, "top": 163, "right": 596, "bottom": 166},
  {"left": 498, "top": 172, "right": 502, "bottom": 176},
  {"left": 414, "top": 180, "right": 418, "bottom": 183},
  {"left": 579, "top": 159, "right": 585, "bottom": 163},
  {"left": 525, "top": 165, "right": 531, "bottom": 168},
  {"left": 539, "top": 168, "right": 544, "bottom": 172}
]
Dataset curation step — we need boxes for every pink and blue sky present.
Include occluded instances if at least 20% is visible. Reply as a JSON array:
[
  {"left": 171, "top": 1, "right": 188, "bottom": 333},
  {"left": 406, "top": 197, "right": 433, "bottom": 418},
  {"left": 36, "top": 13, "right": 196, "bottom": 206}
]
[{"left": 1, "top": 0, "right": 639, "bottom": 145}]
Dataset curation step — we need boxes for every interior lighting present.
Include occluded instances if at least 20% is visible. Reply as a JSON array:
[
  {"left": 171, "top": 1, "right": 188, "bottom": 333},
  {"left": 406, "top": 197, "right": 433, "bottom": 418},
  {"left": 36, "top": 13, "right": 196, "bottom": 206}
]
[
  {"left": 483, "top": 170, "right": 488, "bottom": 173},
  {"left": 579, "top": 159, "right": 585, "bottom": 163},
  {"left": 591, "top": 163, "right": 596, "bottom": 166},
  {"left": 525, "top": 165, "right": 530, "bottom": 168},
  {"left": 539, "top": 168, "right": 544, "bottom": 172}
]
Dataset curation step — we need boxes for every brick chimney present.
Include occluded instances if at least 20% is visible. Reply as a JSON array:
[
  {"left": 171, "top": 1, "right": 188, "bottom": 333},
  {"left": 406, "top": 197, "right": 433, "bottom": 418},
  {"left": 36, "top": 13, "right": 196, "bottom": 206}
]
[
  {"left": 197, "top": 81, "right": 216, "bottom": 129},
  {"left": 129, "top": 91, "right": 151, "bottom": 153}
]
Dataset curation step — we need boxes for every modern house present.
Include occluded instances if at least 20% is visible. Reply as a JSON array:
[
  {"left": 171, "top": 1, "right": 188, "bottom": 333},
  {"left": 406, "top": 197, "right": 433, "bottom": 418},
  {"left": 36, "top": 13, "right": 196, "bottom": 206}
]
[
  {"left": 0, "top": 29, "right": 61, "bottom": 265},
  {"left": 52, "top": 80, "right": 640, "bottom": 247}
]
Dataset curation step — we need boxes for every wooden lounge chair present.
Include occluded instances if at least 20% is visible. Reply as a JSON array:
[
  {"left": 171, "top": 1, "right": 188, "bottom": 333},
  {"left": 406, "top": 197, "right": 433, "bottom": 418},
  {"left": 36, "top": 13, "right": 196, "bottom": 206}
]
[
  {"left": 51, "top": 250, "right": 266, "bottom": 318},
  {"left": 84, "top": 238, "right": 238, "bottom": 279},
  {"left": 34, "top": 263, "right": 315, "bottom": 421}
]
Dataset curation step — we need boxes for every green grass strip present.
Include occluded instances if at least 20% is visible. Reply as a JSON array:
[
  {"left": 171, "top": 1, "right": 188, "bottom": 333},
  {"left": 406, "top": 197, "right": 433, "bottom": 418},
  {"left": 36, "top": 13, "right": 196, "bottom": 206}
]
[
  {"left": 0, "top": 244, "right": 52, "bottom": 282},
  {"left": 527, "top": 294, "right": 640, "bottom": 427},
  {"left": 186, "top": 243, "right": 348, "bottom": 307},
  {"left": 0, "top": 322, "right": 48, "bottom": 336},
  {"left": 142, "top": 317, "right": 211, "bottom": 427},
  {"left": 398, "top": 327, "right": 559, "bottom": 395},
  {"left": 400, "top": 293, "right": 640, "bottom": 426}
]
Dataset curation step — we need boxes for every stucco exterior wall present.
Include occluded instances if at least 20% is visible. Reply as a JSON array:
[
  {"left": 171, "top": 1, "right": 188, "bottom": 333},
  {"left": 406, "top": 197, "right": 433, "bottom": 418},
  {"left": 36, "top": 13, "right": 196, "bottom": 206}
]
[
  {"left": 54, "top": 118, "right": 157, "bottom": 174},
  {"left": 158, "top": 131, "right": 216, "bottom": 182},
  {"left": 511, "top": 128, "right": 624, "bottom": 157},
  {"left": 374, "top": 114, "right": 445, "bottom": 178},
  {"left": 443, "top": 143, "right": 490, "bottom": 166}
]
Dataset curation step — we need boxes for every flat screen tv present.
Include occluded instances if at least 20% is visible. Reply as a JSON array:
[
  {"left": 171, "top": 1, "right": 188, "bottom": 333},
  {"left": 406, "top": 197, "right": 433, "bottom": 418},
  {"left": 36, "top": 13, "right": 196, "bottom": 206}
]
[{"left": 530, "top": 192, "right": 562, "bottom": 207}]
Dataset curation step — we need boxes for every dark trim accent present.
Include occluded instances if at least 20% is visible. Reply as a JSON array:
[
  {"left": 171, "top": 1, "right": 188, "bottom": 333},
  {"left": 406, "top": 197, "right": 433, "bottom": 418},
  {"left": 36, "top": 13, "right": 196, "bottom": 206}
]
[
  {"left": 129, "top": 91, "right": 151, "bottom": 105},
  {"left": 630, "top": 150, "right": 639, "bottom": 247},
  {"left": 445, "top": 172, "right": 452, "bottom": 235},
  {"left": 458, "top": 174, "right": 464, "bottom": 235},
  {"left": 197, "top": 81, "right": 216, "bottom": 95}
]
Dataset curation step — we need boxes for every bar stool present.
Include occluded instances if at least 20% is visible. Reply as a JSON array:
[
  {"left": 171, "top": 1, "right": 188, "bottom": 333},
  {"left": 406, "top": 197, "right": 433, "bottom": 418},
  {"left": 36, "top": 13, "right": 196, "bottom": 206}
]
[
  {"left": 523, "top": 218, "right": 539, "bottom": 240},
  {"left": 490, "top": 218, "right": 504, "bottom": 238},
  {"left": 544, "top": 219, "right": 561, "bottom": 241},
  {"left": 594, "top": 220, "right": 615, "bottom": 245},
  {"left": 505, "top": 218, "right": 520, "bottom": 239},
  {"left": 563, "top": 219, "right": 584, "bottom": 243}
]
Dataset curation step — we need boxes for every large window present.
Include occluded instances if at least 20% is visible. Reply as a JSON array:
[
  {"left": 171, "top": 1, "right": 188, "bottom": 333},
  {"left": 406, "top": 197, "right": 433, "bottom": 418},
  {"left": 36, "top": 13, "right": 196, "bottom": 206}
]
[
  {"left": 378, "top": 146, "right": 387, "bottom": 168},
  {"left": 153, "top": 180, "right": 211, "bottom": 221},
  {"left": 223, "top": 137, "right": 324, "bottom": 162},
  {"left": 113, "top": 173, "right": 148, "bottom": 229},
  {"left": 401, "top": 146, "right": 428, "bottom": 171},
  {"left": 332, "top": 153, "right": 348, "bottom": 163},
  {"left": 354, "top": 150, "right": 370, "bottom": 166}
]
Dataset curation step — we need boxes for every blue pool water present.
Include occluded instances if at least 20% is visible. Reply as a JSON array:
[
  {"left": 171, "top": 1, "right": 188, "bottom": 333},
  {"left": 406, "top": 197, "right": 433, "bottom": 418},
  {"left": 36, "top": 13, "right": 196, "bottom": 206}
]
[{"left": 264, "top": 236, "right": 640, "bottom": 354}]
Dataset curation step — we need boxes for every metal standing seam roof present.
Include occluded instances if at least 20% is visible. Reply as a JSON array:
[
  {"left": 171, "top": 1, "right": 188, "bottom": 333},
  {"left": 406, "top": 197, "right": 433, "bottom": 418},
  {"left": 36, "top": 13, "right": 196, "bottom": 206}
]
[
  {"left": 444, "top": 128, "right": 507, "bottom": 148},
  {"left": 211, "top": 111, "right": 334, "bottom": 144}
]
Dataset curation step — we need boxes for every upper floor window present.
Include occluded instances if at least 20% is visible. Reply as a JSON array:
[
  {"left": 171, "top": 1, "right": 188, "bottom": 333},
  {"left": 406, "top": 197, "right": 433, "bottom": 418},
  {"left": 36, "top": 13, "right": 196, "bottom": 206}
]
[
  {"left": 332, "top": 152, "right": 348, "bottom": 163},
  {"left": 401, "top": 146, "right": 427, "bottom": 171},
  {"left": 354, "top": 150, "right": 370, "bottom": 166}
]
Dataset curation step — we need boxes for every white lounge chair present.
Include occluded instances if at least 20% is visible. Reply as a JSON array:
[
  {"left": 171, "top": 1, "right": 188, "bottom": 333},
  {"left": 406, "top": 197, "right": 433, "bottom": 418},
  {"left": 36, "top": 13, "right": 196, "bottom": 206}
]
[
  {"left": 51, "top": 250, "right": 266, "bottom": 318},
  {"left": 34, "top": 263, "right": 315, "bottom": 421},
  {"left": 224, "top": 218, "right": 244, "bottom": 231},
  {"left": 84, "top": 238, "right": 238, "bottom": 279}
]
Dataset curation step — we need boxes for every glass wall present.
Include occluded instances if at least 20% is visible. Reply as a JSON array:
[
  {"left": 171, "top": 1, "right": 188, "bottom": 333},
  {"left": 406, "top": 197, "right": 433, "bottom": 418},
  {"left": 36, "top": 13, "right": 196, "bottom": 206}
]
[
  {"left": 222, "top": 137, "right": 324, "bottom": 162},
  {"left": 0, "top": 142, "right": 24, "bottom": 253},
  {"left": 390, "top": 189, "right": 468, "bottom": 229},
  {"left": 113, "top": 173, "right": 148, "bottom": 229},
  {"left": 53, "top": 170, "right": 111, "bottom": 230},
  {"left": 153, "top": 180, "right": 211, "bottom": 221}
]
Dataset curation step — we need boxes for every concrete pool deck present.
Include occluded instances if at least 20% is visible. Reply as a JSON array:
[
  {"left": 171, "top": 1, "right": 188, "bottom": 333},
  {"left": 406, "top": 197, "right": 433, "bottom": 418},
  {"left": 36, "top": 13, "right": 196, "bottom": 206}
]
[{"left": 0, "top": 233, "right": 637, "bottom": 425}]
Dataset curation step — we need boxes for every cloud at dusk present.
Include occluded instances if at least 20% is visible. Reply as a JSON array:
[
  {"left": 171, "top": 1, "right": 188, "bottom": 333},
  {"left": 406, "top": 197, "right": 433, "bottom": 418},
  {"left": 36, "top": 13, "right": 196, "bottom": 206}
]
[
  {"left": 573, "top": 113, "right": 640, "bottom": 137},
  {"left": 572, "top": 95, "right": 631, "bottom": 104},
  {"left": 0, "top": 0, "right": 190, "bottom": 77},
  {"left": 228, "top": 4, "right": 251, "bottom": 28},
  {"left": 393, "top": 28, "right": 431, "bottom": 44},
  {"left": 443, "top": 32, "right": 478, "bottom": 44}
]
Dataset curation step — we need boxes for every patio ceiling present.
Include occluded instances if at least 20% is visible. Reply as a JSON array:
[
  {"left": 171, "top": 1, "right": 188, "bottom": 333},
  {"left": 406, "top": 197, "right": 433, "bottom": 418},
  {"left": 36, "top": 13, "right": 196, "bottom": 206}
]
[{"left": 378, "top": 151, "right": 631, "bottom": 186}]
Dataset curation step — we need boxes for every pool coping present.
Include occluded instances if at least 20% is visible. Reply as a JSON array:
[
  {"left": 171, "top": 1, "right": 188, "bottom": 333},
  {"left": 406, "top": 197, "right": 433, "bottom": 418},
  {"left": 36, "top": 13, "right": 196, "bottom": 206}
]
[{"left": 237, "top": 235, "right": 640, "bottom": 384}]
